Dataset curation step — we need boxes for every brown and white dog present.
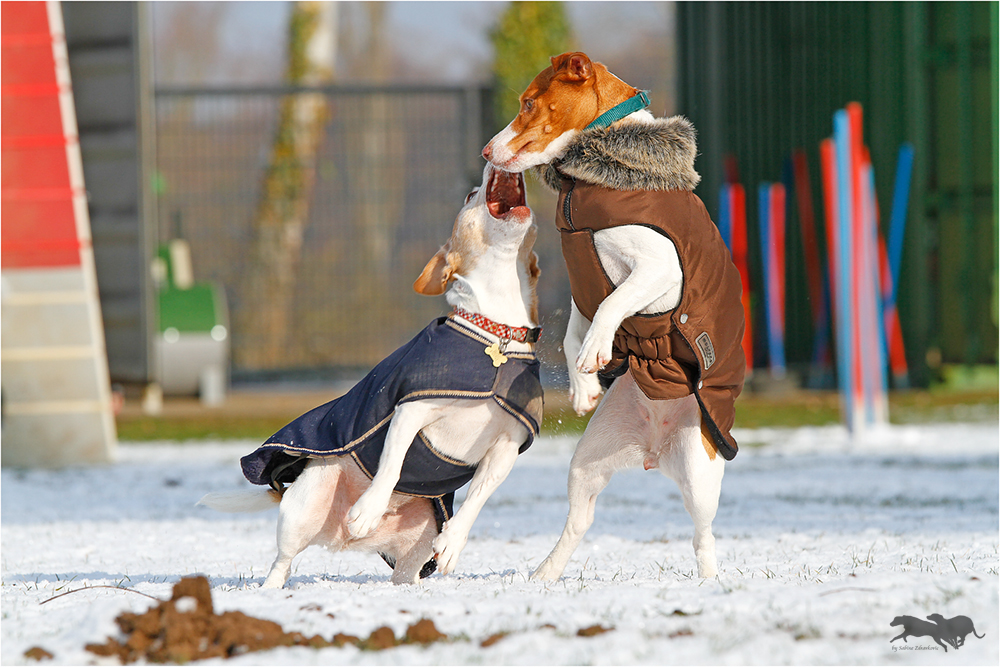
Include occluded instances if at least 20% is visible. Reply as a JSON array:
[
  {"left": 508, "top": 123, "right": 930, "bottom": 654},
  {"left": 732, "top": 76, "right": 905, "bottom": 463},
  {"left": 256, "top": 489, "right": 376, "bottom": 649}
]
[
  {"left": 484, "top": 52, "right": 745, "bottom": 580},
  {"left": 199, "top": 164, "right": 542, "bottom": 587}
]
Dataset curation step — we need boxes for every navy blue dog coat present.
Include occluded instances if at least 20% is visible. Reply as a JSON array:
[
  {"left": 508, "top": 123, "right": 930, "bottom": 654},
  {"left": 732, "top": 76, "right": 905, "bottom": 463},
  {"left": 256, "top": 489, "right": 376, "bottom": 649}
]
[{"left": 241, "top": 316, "right": 544, "bottom": 534}]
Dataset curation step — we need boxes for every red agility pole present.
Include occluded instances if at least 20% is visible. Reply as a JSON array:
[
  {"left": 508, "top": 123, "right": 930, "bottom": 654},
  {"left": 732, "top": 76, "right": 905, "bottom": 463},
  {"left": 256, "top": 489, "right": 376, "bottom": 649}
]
[
  {"left": 730, "top": 183, "right": 753, "bottom": 377},
  {"left": 848, "top": 103, "right": 866, "bottom": 428},
  {"left": 792, "top": 151, "right": 824, "bottom": 327},
  {"left": 792, "top": 150, "right": 832, "bottom": 378}
]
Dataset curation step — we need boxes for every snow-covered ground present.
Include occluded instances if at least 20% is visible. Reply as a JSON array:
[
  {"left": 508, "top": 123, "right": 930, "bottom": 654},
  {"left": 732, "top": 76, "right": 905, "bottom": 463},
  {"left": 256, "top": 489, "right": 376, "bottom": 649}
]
[{"left": 2, "top": 422, "right": 997, "bottom": 665}]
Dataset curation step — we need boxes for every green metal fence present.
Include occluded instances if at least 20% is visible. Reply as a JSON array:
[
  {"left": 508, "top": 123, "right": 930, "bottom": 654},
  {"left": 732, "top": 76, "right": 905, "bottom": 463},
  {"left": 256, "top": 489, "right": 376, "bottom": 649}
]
[{"left": 678, "top": 1, "right": 997, "bottom": 387}]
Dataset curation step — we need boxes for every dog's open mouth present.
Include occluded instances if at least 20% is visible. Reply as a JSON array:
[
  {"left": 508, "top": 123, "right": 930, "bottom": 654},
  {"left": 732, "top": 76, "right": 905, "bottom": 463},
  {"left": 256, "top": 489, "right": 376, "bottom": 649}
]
[{"left": 486, "top": 168, "right": 528, "bottom": 221}]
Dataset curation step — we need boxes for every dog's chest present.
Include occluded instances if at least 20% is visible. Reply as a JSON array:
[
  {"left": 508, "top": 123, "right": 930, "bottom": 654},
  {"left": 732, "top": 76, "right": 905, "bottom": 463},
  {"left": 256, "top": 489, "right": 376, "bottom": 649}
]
[{"left": 591, "top": 226, "right": 683, "bottom": 314}]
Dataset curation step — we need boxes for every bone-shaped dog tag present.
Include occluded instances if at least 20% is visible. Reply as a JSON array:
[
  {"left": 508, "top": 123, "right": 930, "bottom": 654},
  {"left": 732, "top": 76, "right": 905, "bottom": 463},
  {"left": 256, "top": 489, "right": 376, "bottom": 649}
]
[{"left": 485, "top": 342, "right": 508, "bottom": 367}]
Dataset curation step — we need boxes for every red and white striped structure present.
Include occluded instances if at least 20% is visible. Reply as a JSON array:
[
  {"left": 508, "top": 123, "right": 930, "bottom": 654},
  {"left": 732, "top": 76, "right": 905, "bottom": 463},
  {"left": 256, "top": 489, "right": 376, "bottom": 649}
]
[{"left": 2, "top": 1, "right": 117, "bottom": 465}]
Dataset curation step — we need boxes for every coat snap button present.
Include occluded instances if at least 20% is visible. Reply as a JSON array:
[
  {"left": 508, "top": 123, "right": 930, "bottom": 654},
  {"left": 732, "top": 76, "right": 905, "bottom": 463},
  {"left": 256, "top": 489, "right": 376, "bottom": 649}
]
[
  {"left": 679, "top": 313, "right": 689, "bottom": 324},
  {"left": 698, "top": 380, "right": 703, "bottom": 389}
]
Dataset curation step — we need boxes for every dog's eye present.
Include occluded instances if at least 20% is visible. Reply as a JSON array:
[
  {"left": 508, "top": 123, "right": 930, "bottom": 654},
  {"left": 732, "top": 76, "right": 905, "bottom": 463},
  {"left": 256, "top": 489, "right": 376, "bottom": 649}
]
[
  {"left": 465, "top": 188, "right": 479, "bottom": 204},
  {"left": 523, "top": 98, "right": 534, "bottom": 112}
]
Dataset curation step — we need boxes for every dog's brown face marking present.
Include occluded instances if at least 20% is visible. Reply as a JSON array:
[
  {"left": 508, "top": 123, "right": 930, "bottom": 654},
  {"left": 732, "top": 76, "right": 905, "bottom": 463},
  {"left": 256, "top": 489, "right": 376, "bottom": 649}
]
[{"left": 501, "top": 52, "right": 638, "bottom": 157}]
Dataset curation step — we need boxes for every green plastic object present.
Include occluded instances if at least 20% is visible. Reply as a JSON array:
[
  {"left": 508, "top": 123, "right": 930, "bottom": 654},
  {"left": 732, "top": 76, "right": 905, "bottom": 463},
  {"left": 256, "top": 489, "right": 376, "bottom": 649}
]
[{"left": 159, "top": 285, "right": 220, "bottom": 333}]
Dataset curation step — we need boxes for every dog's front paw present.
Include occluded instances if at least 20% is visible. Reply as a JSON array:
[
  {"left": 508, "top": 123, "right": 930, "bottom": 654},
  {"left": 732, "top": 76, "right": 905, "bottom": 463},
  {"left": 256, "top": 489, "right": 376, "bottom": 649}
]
[
  {"left": 568, "top": 370, "right": 602, "bottom": 415},
  {"left": 347, "top": 493, "right": 388, "bottom": 539},
  {"left": 432, "top": 524, "right": 467, "bottom": 575},
  {"left": 575, "top": 327, "right": 614, "bottom": 375}
]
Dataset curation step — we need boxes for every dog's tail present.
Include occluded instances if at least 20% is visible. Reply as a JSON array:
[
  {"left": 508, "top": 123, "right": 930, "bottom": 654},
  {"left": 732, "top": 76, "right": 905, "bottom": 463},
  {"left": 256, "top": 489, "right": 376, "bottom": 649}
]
[{"left": 197, "top": 488, "right": 282, "bottom": 513}]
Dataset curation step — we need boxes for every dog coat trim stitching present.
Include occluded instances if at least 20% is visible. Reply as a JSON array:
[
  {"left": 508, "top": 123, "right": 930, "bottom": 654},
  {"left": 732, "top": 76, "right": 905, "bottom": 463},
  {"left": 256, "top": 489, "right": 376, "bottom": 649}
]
[
  {"left": 349, "top": 448, "right": 472, "bottom": 500},
  {"left": 416, "top": 430, "right": 476, "bottom": 468},
  {"left": 445, "top": 317, "right": 539, "bottom": 356},
  {"left": 585, "top": 90, "right": 651, "bottom": 130},
  {"left": 400, "top": 389, "right": 496, "bottom": 402},
  {"left": 343, "top": 412, "right": 396, "bottom": 453},
  {"left": 351, "top": 432, "right": 480, "bottom": 501},
  {"left": 492, "top": 397, "right": 538, "bottom": 453}
]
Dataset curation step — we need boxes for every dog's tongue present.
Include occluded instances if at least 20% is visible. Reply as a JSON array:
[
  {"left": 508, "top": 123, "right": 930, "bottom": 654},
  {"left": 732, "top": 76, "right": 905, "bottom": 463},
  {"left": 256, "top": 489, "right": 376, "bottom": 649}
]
[
  {"left": 506, "top": 205, "right": 531, "bottom": 222},
  {"left": 487, "top": 169, "right": 527, "bottom": 220}
]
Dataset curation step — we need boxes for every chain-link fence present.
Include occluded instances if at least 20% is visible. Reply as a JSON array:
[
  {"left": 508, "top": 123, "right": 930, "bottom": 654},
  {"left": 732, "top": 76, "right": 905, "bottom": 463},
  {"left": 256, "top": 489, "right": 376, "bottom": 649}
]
[{"left": 154, "top": 85, "right": 519, "bottom": 379}]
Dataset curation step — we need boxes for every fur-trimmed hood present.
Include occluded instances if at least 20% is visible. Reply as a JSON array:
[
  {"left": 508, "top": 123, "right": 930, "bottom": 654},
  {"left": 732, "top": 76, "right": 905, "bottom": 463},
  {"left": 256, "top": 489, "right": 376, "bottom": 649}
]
[{"left": 532, "top": 115, "right": 701, "bottom": 193}]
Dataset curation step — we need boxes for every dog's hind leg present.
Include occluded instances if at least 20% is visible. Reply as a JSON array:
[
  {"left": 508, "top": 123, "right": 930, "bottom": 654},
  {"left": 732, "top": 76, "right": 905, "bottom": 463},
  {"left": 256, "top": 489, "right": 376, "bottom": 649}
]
[
  {"left": 531, "top": 450, "right": 614, "bottom": 581},
  {"left": 685, "top": 453, "right": 724, "bottom": 579},
  {"left": 531, "top": 379, "right": 646, "bottom": 582},
  {"left": 262, "top": 460, "right": 339, "bottom": 589},
  {"left": 661, "top": 415, "right": 725, "bottom": 578},
  {"left": 660, "top": 408, "right": 725, "bottom": 579}
]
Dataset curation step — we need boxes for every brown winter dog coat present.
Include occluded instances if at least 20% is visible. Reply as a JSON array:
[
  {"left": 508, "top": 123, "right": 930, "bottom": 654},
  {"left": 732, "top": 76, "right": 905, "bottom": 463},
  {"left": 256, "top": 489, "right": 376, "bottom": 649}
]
[{"left": 534, "top": 116, "right": 746, "bottom": 459}]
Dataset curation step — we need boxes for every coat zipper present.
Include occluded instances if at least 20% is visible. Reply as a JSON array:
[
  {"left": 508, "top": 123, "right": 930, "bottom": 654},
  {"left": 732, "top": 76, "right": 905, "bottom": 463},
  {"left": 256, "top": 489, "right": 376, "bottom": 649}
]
[{"left": 562, "top": 186, "right": 575, "bottom": 229}]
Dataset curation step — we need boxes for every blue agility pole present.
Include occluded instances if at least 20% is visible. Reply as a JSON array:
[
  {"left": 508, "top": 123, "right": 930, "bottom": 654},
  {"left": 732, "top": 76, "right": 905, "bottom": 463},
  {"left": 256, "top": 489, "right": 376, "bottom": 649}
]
[
  {"left": 888, "top": 143, "right": 915, "bottom": 294},
  {"left": 757, "top": 184, "right": 771, "bottom": 374},
  {"left": 882, "top": 142, "right": 914, "bottom": 387},
  {"left": 718, "top": 183, "right": 732, "bottom": 251},
  {"left": 833, "top": 109, "right": 856, "bottom": 432},
  {"left": 820, "top": 138, "right": 843, "bottom": 409}
]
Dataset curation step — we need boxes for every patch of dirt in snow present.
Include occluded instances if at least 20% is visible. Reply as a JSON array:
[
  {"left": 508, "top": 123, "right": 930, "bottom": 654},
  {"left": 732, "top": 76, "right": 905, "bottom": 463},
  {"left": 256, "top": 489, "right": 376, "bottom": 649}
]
[
  {"left": 83, "top": 576, "right": 452, "bottom": 662},
  {"left": 81, "top": 575, "right": 611, "bottom": 663},
  {"left": 22, "top": 647, "right": 53, "bottom": 661}
]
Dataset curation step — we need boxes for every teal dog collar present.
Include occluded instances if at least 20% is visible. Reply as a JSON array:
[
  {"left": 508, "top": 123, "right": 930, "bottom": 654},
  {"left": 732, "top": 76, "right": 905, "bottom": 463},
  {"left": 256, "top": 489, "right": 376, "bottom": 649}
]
[{"left": 585, "top": 90, "right": 651, "bottom": 130}]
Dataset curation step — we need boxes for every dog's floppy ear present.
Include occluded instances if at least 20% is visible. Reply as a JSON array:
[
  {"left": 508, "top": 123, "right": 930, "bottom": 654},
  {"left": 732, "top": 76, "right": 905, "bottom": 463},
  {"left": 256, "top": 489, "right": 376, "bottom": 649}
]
[
  {"left": 551, "top": 52, "right": 593, "bottom": 81},
  {"left": 413, "top": 245, "right": 455, "bottom": 296}
]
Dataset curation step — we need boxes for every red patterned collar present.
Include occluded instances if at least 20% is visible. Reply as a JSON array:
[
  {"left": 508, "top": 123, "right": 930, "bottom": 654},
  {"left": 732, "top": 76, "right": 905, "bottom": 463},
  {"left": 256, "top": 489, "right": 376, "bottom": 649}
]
[{"left": 451, "top": 307, "right": 541, "bottom": 344}]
